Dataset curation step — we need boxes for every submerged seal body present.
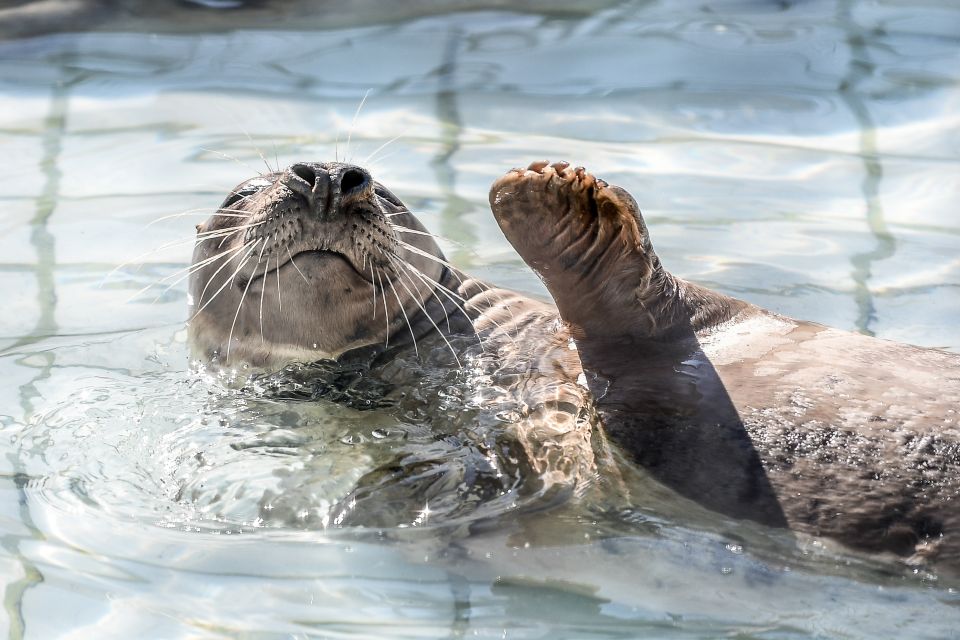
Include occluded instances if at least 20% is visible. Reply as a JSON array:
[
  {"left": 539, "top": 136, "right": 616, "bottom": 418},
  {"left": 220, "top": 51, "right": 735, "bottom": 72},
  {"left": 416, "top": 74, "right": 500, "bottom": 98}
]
[{"left": 188, "top": 160, "right": 960, "bottom": 573}]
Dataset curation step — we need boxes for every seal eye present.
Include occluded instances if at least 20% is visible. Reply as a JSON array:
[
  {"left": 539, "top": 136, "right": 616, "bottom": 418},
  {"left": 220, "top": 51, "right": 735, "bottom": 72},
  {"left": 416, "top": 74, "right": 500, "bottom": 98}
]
[
  {"left": 374, "top": 185, "right": 403, "bottom": 208},
  {"left": 221, "top": 178, "right": 270, "bottom": 210}
]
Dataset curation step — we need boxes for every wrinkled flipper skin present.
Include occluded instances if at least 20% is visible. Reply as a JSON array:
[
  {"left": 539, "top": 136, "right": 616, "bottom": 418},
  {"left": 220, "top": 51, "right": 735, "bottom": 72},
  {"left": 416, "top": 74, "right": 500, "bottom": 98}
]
[{"left": 490, "top": 161, "right": 960, "bottom": 573}]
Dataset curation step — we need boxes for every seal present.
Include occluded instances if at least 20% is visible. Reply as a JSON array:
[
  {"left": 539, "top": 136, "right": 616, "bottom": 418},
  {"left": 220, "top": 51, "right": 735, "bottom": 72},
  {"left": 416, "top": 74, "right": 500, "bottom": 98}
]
[{"left": 188, "top": 160, "right": 960, "bottom": 574}]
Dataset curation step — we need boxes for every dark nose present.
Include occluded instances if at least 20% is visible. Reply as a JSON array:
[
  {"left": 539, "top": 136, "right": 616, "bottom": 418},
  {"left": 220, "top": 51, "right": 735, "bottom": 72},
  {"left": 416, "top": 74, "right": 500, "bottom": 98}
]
[
  {"left": 282, "top": 163, "right": 327, "bottom": 208},
  {"left": 281, "top": 162, "right": 371, "bottom": 212}
]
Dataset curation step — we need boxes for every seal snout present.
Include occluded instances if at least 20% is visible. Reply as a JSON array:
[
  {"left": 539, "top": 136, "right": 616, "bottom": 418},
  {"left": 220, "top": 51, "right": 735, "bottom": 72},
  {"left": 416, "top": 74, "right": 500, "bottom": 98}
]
[{"left": 281, "top": 162, "right": 372, "bottom": 215}]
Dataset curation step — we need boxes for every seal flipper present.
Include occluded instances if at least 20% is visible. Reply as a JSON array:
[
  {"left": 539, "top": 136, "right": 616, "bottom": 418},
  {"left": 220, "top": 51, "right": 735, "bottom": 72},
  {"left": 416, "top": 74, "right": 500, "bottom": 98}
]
[
  {"left": 490, "top": 162, "right": 791, "bottom": 530},
  {"left": 489, "top": 161, "right": 746, "bottom": 342}
]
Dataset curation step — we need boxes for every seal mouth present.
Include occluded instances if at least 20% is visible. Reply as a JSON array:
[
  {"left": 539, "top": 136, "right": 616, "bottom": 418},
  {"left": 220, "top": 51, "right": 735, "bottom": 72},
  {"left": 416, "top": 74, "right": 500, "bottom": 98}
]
[{"left": 248, "top": 249, "right": 369, "bottom": 286}]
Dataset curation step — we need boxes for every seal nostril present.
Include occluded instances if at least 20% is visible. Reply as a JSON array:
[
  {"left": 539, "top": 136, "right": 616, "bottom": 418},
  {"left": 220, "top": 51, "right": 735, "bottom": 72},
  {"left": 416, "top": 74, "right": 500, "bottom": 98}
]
[
  {"left": 291, "top": 163, "right": 316, "bottom": 185},
  {"left": 340, "top": 168, "right": 368, "bottom": 194}
]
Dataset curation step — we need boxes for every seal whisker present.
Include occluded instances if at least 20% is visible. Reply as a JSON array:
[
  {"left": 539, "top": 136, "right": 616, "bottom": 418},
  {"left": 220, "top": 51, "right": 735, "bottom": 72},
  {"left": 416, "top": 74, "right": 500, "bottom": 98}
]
[
  {"left": 147, "top": 208, "right": 250, "bottom": 227},
  {"left": 134, "top": 242, "right": 251, "bottom": 304},
  {"left": 391, "top": 255, "right": 451, "bottom": 333},
  {"left": 102, "top": 227, "right": 256, "bottom": 287},
  {"left": 410, "top": 257, "right": 516, "bottom": 345},
  {"left": 193, "top": 240, "right": 261, "bottom": 320},
  {"left": 199, "top": 147, "right": 261, "bottom": 175},
  {"left": 226, "top": 252, "right": 259, "bottom": 360},
  {"left": 214, "top": 221, "right": 269, "bottom": 249},
  {"left": 387, "top": 253, "right": 467, "bottom": 307},
  {"left": 236, "top": 123, "right": 274, "bottom": 174},
  {"left": 392, "top": 255, "right": 509, "bottom": 348},
  {"left": 369, "top": 260, "right": 378, "bottom": 318},
  {"left": 257, "top": 234, "right": 269, "bottom": 262},
  {"left": 196, "top": 220, "right": 266, "bottom": 242},
  {"left": 387, "top": 256, "right": 460, "bottom": 366},
  {"left": 258, "top": 259, "right": 269, "bottom": 344},
  {"left": 389, "top": 253, "right": 427, "bottom": 302},
  {"left": 388, "top": 225, "right": 437, "bottom": 238},
  {"left": 275, "top": 254, "right": 283, "bottom": 313},
  {"left": 253, "top": 236, "right": 270, "bottom": 338},
  {"left": 396, "top": 261, "right": 465, "bottom": 349},
  {"left": 375, "top": 269, "right": 390, "bottom": 348},
  {"left": 195, "top": 239, "right": 258, "bottom": 312},
  {"left": 165, "top": 243, "right": 246, "bottom": 283},
  {"left": 117, "top": 224, "right": 254, "bottom": 261},
  {"left": 384, "top": 267, "right": 419, "bottom": 358},
  {"left": 365, "top": 149, "right": 400, "bottom": 171},
  {"left": 105, "top": 238, "right": 210, "bottom": 283},
  {"left": 362, "top": 132, "right": 405, "bottom": 165},
  {"left": 285, "top": 247, "right": 310, "bottom": 284},
  {"left": 392, "top": 239, "right": 463, "bottom": 284},
  {"left": 389, "top": 224, "right": 463, "bottom": 248},
  {"left": 344, "top": 88, "right": 371, "bottom": 164}
]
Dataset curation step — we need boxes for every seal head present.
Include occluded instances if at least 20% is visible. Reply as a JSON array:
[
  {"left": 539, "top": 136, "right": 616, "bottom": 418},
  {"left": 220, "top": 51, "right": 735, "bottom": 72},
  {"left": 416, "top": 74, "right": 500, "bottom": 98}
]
[{"left": 188, "top": 162, "right": 448, "bottom": 368}]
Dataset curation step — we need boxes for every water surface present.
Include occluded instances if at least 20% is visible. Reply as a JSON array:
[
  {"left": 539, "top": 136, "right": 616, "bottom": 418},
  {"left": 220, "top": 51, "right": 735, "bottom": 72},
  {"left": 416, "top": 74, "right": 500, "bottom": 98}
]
[{"left": 1, "top": 1, "right": 959, "bottom": 637}]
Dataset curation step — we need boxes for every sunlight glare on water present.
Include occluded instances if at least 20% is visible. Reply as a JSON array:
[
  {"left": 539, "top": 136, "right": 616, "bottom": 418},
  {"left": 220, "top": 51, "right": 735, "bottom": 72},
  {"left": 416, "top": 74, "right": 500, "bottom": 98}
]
[{"left": 0, "top": 0, "right": 959, "bottom": 637}]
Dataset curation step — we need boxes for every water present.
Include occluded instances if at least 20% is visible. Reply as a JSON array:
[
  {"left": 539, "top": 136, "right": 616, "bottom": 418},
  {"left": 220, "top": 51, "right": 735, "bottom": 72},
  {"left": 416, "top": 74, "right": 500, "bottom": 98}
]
[{"left": 2, "top": 1, "right": 960, "bottom": 637}]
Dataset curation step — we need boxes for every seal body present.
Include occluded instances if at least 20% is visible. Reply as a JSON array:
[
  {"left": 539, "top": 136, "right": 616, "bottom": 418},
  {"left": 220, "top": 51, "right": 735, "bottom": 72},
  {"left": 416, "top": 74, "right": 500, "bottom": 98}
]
[
  {"left": 488, "top": 161, "right": 960, "bottom": 569},
  {"left": 188, "top": 159, "right": 960, "bottom": 575}
]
